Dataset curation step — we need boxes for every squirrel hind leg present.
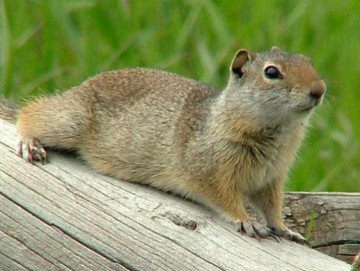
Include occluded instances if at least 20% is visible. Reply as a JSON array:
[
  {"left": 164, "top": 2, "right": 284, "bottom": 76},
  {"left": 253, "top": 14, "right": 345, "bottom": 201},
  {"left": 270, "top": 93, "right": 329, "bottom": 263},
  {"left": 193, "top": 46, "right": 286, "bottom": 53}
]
[
  {"left": 16, "top": 136, "right": 47, "bottom": 164},
  {"left": 16, "top": 91, "right": 90, "bottom": 154}
]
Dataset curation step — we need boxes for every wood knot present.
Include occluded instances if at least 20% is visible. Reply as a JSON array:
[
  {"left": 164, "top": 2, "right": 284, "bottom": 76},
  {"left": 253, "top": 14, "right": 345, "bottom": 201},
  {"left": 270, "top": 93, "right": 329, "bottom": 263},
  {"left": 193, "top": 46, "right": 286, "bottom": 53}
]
[{"left": 167, "top": 214, "right": 198, "bottom": 230}]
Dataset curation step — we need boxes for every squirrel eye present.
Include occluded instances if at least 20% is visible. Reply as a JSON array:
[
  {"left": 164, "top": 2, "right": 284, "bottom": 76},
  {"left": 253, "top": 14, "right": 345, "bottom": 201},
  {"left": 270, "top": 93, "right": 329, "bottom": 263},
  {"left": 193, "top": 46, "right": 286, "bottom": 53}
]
[{"left": 264, "top": 66, "right": 282, "bottom": 79}]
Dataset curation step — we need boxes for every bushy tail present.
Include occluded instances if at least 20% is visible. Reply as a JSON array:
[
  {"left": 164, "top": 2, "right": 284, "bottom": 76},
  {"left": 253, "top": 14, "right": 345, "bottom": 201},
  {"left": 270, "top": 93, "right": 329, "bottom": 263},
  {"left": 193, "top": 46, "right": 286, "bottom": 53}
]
[{"left": 0, "top": 97, "right": 18, "bottom": 123}]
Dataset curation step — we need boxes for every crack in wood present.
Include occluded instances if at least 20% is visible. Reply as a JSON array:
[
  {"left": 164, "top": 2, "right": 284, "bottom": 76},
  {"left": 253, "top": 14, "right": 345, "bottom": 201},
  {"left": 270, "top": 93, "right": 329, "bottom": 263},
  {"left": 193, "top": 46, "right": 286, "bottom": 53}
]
[
  {"left": 0, "top": 225, "right": 57, "bottom": 269},
  {"left": 313, "top": 240, "right": 360, "bottom": 249},
  {"left": 49, "top": 223, "right": 137, "bottom": 271}
]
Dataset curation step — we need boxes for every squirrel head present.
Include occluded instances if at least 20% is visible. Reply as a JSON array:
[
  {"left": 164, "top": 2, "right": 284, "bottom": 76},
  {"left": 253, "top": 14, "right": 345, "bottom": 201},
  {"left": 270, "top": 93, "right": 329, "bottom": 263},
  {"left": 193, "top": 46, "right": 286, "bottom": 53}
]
[{"left": 224, "top": 46, "right": 326, "bottom": 127}]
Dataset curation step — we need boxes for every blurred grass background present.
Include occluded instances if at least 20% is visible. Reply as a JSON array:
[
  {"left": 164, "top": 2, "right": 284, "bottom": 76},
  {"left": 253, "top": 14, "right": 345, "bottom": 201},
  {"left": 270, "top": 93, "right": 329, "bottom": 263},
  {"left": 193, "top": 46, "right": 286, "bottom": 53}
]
[{"left": 0, "top": 0, "right": 359, "bottom": 192}]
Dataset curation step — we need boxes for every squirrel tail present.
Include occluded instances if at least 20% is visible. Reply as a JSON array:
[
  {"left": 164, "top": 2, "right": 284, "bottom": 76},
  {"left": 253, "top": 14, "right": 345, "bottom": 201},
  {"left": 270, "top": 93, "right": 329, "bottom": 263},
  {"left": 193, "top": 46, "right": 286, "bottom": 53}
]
[{"left": 0, "top": 97, "right": 18, "bottom": 123}]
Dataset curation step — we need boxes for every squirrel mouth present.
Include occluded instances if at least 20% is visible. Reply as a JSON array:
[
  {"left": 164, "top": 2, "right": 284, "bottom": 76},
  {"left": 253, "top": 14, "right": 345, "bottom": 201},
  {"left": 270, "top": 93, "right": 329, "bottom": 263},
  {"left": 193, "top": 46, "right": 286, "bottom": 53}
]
[
  {"left": 297, "top": 105, "right": 315, "bottom": 113},
  {"left": 296, "top": 98, "right": 321, "bottom": 113}
]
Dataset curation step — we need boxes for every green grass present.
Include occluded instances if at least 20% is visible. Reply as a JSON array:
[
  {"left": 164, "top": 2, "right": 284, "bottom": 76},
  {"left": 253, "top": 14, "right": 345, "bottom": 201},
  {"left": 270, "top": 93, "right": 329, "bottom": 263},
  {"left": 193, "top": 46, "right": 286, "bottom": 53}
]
[{"left": 1, "top": 0, "right": 359, "bottom": 192}]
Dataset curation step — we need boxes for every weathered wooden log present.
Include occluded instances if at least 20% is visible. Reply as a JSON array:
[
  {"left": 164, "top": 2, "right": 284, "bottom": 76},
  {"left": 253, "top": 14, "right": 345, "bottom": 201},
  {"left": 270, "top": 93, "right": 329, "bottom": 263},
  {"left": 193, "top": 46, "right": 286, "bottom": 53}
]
[
  {"left": 0, "top": 119, "right": 352, "bottom": 270},
  {"left": 283, "top": 192, "right": 360, "bottom": 264}
]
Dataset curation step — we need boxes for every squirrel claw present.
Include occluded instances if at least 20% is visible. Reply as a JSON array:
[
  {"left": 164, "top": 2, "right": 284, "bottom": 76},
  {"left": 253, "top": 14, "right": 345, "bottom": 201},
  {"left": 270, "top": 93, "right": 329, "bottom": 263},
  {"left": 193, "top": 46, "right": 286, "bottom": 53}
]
[
  {"left": 236, "top": 220, "right": 280, "bottom": 241},
  {"left": 16, "top": 137, "right": 47, "bottom": 164},
  {"left": 269, "top": 226, "right": 307, "bottom": 244}
]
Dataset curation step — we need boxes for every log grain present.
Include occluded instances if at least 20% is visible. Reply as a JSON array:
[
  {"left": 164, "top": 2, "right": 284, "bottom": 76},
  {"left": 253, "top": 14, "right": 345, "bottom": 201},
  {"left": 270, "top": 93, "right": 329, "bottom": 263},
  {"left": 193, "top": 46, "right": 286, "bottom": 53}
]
[{"left": 0, "top": 119, "right": 352, "bottom": 271}]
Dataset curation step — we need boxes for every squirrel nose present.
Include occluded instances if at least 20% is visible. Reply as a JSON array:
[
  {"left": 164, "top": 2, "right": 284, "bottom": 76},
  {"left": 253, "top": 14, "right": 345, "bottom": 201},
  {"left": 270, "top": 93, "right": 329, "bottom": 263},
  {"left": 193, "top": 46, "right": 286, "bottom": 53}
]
[{"left": 309, "top": 80, "right": 326, "bottom": 103}]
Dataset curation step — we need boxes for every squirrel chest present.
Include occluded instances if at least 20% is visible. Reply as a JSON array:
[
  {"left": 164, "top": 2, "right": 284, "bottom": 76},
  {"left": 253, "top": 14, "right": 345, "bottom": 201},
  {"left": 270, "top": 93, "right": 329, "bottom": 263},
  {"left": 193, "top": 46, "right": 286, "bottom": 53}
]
[{"left": 211, "top": 124, "right": 304, "bottom": 194}]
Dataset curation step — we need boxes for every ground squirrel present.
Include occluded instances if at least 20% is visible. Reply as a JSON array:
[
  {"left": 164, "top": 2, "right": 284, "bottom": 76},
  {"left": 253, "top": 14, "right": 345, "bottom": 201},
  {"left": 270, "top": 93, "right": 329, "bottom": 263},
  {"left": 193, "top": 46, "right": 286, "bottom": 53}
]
[{"left": 1, "top": 47, "right": 326, "bottom": 243}]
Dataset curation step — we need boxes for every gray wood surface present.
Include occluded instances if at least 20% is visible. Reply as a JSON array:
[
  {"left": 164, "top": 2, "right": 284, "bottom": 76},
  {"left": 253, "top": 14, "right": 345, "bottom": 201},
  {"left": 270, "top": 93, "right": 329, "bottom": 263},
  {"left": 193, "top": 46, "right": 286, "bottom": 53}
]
[{"left": 0, "top": 119, "right": 351, "bottom": 271}]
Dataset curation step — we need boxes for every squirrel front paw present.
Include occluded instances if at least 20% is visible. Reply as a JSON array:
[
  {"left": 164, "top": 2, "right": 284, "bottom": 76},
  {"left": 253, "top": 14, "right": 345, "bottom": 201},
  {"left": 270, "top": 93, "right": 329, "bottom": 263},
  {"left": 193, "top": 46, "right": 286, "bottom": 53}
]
[
  {"left": 16, "top": 137, "right": 47, "bottom": 164},
  {"left": 235, "top": 220, "right": 280, "bottom": 241}
]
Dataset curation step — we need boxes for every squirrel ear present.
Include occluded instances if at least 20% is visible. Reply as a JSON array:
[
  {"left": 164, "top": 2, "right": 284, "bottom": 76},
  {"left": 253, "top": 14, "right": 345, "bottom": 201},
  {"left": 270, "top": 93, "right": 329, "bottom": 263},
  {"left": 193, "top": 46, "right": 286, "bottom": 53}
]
[
  {"left": 231, "top": 49, "right": 256, "bottom": 78},
  {"left": 271, "top": 46, "right": 282, "bottom": 52}
]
